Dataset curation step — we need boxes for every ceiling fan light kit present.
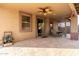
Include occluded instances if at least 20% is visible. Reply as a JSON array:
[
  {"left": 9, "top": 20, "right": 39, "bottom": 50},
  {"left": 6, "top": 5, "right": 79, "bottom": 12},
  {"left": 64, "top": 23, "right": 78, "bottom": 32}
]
[
  {"left": 44, "top": 13, "right": 47, "bottom": 16},
  {"left": 45, "top": 9, "right": 50, "bottom": 12}
]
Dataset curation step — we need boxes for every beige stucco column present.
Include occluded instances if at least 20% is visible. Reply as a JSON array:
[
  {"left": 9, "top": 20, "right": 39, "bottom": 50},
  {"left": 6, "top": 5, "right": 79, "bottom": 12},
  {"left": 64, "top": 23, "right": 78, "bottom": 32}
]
[
  {"left": 45, "top": 18, "right": 50, "bottom": 36},
  {"left": 32, "top": 14, "right": 37, "bottom": 38},
  {"left": 70, "top": 15, "right": 78, "bottom": 40},
  {"left": 69, "top": 4, "right": 78, "bottom": 40},
  {"left": 53, "top": 21, "right": 58, "bottom": 32}
]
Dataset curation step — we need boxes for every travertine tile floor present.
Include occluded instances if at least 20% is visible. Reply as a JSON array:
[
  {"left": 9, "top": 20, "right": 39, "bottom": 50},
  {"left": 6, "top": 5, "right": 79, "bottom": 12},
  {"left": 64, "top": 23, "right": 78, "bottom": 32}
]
[
  {"left": 1, "top": 37, "right": 79, "bottom": 56},
  {"left": 11, "top": 37, "right": 79, "bottom": 48}
]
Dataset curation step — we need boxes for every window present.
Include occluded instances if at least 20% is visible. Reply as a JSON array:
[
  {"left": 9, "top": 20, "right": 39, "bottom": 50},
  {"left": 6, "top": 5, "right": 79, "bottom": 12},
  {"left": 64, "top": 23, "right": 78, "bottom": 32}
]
[{"left": 20, "top": 11, "right": 32, "bottom": 32}]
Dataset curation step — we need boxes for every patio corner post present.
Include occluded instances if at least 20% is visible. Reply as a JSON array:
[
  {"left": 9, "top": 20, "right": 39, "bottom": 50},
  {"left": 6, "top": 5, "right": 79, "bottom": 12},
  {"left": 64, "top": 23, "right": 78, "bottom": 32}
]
[
  {"left": 69, "top": 4, "right": 78, "bottom": 40},
  {"left": 70, "top": 14, "right": 78, "bottom": 40}
]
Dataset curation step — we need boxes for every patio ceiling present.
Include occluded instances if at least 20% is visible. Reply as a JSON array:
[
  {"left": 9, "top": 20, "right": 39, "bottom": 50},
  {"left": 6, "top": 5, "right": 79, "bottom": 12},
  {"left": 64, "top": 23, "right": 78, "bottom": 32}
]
[
  {"left": 0, "top": 3, "right": 72, "bottom": 21},
  {"left": 74, "top": 3, "right": 79, "bottom": 14}
]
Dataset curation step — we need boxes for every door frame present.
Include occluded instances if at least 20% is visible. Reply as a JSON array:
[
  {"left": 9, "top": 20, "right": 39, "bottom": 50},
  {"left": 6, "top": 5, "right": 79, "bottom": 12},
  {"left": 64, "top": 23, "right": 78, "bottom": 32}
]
[{"left": 36, "top": 16, "right": 45, "bottom": 37}]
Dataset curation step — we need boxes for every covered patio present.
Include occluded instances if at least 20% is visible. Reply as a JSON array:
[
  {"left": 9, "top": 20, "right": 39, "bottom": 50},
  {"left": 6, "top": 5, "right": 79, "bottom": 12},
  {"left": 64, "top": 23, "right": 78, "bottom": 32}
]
[
  {"left": 0, "top": 3, "right": 79, "bottom": 47},
  {"left": 0, "top": 3, "right": 79, "bottom": 56}
]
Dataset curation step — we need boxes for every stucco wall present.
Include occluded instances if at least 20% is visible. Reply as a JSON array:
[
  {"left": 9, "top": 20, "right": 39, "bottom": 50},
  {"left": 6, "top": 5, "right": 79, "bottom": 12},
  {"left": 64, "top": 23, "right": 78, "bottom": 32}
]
[
  {"left": 0, "top": 8, "right": 36, "bottom": 43},
  {"left": 53, "top": 21, "right": 58, "bottom": 32}
]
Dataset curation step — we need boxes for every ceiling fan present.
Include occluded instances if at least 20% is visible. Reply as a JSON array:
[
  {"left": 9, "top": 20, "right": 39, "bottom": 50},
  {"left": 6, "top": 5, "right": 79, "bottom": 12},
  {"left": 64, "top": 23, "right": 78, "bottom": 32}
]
[{"left": 38, "top": 7, "right": 53, "bottom": 15}]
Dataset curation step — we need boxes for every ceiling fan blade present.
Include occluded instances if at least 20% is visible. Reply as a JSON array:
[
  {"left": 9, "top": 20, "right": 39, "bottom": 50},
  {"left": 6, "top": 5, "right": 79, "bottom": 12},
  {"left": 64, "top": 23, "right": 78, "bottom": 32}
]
[
  {"left": 49, "top": 9, "right": 53, "bottom": 11},
  {"left": 45, "top": 6, "right": 50, "bottom": 9},
  {"left": 38, "top": 11, "right": 43, "bottom": 12},
  {"left": 39, "top": 8, "right": 44, "bottom": 10}
]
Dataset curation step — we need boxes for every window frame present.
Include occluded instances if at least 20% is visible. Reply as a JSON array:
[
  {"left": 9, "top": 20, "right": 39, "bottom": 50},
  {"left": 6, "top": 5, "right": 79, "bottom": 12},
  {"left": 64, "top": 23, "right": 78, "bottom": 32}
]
[{"left": 19, "top": 11, "right": 32, "bottom": 32}]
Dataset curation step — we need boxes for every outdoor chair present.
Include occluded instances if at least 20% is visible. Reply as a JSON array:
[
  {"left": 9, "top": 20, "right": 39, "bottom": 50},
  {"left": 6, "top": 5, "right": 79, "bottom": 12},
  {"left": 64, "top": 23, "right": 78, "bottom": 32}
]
[{"left": 2, "top": 31, "right": 14, "bottom": 47}]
